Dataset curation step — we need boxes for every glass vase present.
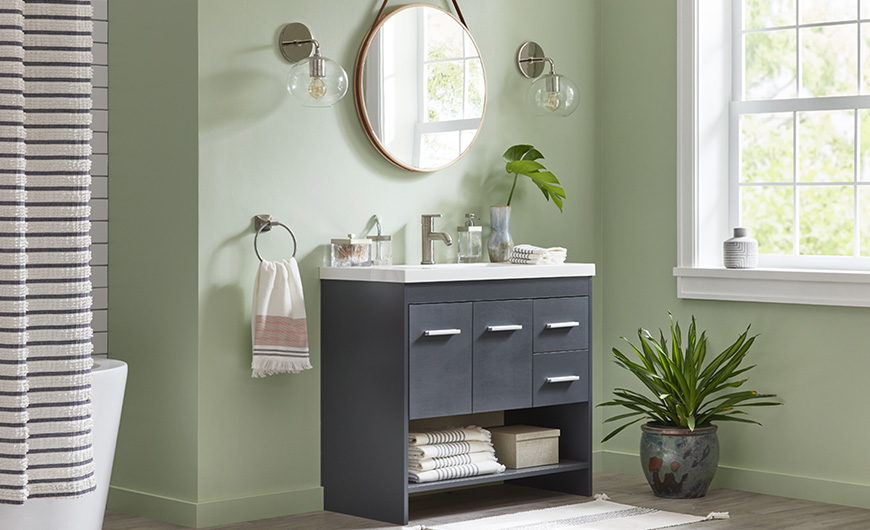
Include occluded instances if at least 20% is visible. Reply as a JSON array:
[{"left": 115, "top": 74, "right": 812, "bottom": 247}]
[{"left": 487, "top": 205, "right": 513, "bottom": 263}]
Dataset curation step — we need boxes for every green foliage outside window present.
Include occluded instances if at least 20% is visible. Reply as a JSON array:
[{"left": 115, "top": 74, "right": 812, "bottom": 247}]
[{"left": 740, "top": 0, "right": 870, "bottom": 258}]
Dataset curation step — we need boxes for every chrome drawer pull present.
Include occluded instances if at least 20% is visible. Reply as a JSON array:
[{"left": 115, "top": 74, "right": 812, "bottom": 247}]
[
  {"left": 487, "top": 324, "right": 523, "bottom": 332},
  {"left": 424, "top": 328, "right": 462, "bottom": 337},
  {"left": 546, "top": 321, "right": 580, "bottom": 329},
  {"left": 546, "top": 375, "right": 580, "bottom": 384}
]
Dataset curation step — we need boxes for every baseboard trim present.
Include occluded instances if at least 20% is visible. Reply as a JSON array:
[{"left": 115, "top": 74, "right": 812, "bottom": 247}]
[
  {"left": 107, "top": 485, "right": 324, "bottom": 528},
  {"left": 195, "top": 486, "right": 323, "bottom": 528},
  {"left": 107, "top": 486, "right": 198, "bottom": 527},
  {"left": 599, "top": 450, "right": 870, "bottom": 510}
]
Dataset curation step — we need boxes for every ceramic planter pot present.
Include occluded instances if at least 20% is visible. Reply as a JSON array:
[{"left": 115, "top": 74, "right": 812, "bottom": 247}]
[
  {"left": 487, "top": 205, "right": 513, "bottom": 262},
  {"left": 639, "top": 423, "right": 719, "bottom": 499}
]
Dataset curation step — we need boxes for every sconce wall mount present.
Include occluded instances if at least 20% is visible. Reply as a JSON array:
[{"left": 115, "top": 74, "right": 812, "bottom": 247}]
[
  {"left": 516, "top": 41, "right": 579, "bottom": 117},
  {"left": 278, "top": 22, "right": 348, "bottom": 108}
]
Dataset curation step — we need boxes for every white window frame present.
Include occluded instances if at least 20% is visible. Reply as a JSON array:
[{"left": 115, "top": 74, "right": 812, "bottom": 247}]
[{"left": 674, "top": 0, "right": 870, "bottom": 308}]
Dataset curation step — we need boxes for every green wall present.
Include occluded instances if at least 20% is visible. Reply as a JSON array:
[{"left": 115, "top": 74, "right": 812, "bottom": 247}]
[
  {"left": 107, "top": 0, "right": 200, "bottom": 522},
  {"left": 109, "top": 0, "right": 599, "bottom": 526},
  {"left": 600, "top": 0, "right": 870, "bottom": 509},
  {"left": 109, "top": 0, "right": 870, "bottom": 526}
]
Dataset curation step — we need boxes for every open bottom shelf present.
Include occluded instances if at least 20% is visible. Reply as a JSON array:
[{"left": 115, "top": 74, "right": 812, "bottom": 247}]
[{"left": 408, "top": 459, "right": 589, "bottom": 493}]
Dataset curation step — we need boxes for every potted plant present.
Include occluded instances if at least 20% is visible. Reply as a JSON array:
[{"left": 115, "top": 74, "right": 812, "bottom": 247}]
[
  {"left": 600, "top": 314, "right": 780, "bottom": 499},
  {"left": 488, "top": 144, "right": 566, "bottom": 262}
]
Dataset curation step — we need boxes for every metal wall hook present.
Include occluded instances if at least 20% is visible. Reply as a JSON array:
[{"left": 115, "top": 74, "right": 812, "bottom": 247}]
[{"left": 253, "top": 214, "right": 297, "bottom": 261}]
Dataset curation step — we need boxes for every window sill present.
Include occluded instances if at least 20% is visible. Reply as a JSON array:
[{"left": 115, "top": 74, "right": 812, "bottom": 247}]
[{"left": 673, "top": 267, "right": 870, "bottom": 307}]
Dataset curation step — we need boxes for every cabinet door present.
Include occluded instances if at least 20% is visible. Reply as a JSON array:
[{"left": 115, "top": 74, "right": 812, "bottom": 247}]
[
  {"left": 534, "top": 297, "right": 589, "bottom": 353},
  {"left": 409, "top": 303, "right": 472, "bottom": 419},
  {"left": 472, "top": 300, "right": 533, "bottom": 413}
]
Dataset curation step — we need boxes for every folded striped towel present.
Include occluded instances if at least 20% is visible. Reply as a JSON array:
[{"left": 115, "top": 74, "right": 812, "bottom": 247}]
[
  {"left": 251, "top": 258, "right": 312, "bottom": 377},
  {"left": 408, "top": 451, "right": 498, "bottom": 471},
  {"left": 408, "top": 425, "right": 491, "bottom": 446},
  {"left": 509, "top": 244, "right": 567, "bottom": 265},
  {"left": 408, "top": 441, "right": 495, "bottom": 459},
  {"left": 408, "top": 460, "right": 505, "bottom": 483}
]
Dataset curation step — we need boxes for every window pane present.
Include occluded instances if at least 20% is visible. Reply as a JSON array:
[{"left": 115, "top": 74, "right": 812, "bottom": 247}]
[
  {"left": 860, "top": 110, "right": 870, "bottom": 181},
  {"left": 425, "top": 9, "right": 463, "bottom": 60},
  {"left": 860, "top": 187, "right": 870, "bottom": 255},
  {"left": 862, "top": 23, "right": 870, "bottom": 94},
  {"left": 800, "top": 25, "right": 858, "bottom": 98},
  {"left": 740, "top": 113, "right": 793, "bottom": 183},
  {"left": 460, "top": 129, "right": 476, "bottom": 152},
  {"left": 800, "top": 0, "right": 856, "bottom": 24},
  {"left": 799, "top": 185, "right": 854, "bottom": 255},
  {"left": 741, "top": 186, "right": 794, "bottom": 254},
  {"left": 465, "top": 58, "right": 484, "bottom": 119},
  {"left": 798, "top": 110, "right": 855, "bottom": 183},
  {"left": 420, "top": 131, "right": 460, "bottom": 169},
  {"left": 425, "top": 61, "right": 463, "bottom": 122},
  {"left": 744, "top": 0, "right": 795, "bottom": 30},
  {"left": 744, "top": 30, "right": 797, "bottom": 100},
  {"left": 863, "top": 0, "right": 870, "bottom": 20}
]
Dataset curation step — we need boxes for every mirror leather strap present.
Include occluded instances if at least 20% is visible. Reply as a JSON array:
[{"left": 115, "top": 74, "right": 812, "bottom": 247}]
[{"left": 373, "top": 0, "right": 468, "bottom": 29}]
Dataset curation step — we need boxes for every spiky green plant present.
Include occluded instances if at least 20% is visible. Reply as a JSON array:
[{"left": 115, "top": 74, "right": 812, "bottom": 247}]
[{"left": 599, "top": 314, "right": 780, "bottom": 443}]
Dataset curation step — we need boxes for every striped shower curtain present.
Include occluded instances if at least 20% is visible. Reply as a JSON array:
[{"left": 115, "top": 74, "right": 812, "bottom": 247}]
[{"left": 0, "top": 0, "right": 95, "bottom": 503}]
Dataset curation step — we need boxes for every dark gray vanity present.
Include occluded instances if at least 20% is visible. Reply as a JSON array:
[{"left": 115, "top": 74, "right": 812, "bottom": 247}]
[{"left": 320, "top": 264, "right": 595, "bottom": 524}]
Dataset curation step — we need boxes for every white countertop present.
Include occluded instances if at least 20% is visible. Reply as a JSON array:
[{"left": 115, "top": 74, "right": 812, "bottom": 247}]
[{"left": 319, "top": 262, "right": 596, "bottom": 283}]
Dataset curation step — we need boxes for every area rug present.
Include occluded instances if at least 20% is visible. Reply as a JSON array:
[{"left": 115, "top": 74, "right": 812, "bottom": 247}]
[{"left": 412, "top": 494, "right": 728, "bottom": 530}]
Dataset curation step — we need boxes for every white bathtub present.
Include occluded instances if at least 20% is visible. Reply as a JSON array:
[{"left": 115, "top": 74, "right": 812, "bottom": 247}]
[{"left": 0, "top": 358, "right": 128, "bottom": 530}]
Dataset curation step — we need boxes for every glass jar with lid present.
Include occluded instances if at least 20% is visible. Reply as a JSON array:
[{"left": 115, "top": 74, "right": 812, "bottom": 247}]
[
  {"left": 330, "top": 234, "right": 372, "bottom": 267},
  {"left": 457, "top": 213, "right": 483, "bottom": 263}
]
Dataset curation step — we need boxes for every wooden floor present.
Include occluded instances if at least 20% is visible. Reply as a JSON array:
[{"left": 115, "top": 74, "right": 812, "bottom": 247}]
[{"left": 102, "top": 472, "right": 870, "bottom": 529}]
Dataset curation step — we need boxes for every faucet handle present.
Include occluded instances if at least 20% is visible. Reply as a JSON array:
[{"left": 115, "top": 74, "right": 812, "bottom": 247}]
[{"left": 421, "top": 213, "right": 441, "bottom": 227}]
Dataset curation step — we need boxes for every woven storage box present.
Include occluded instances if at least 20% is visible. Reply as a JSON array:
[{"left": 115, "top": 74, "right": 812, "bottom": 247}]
[{"left": 490, "top": 425, "right": 560, "bottom": 469}]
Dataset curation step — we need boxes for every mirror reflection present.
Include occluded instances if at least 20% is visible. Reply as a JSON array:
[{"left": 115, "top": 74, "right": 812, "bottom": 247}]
[{"left": 356, "top": 5, "right": 486, "bottom": 171}]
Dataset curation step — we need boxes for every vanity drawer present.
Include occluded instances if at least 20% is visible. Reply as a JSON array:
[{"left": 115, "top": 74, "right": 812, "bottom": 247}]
[
  {"left": 409, "top": 302, "right": 473, "bottom": 419},
  {"left": 533, "top": 350, "right": 589, "bottom": 407},
  {"left": 533, "top": 297, "right": 589, "bottom": 353}
]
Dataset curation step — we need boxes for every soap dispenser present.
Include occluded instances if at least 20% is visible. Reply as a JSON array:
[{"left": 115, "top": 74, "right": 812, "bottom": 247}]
[
  {"left": 368, "top": 215, "right": 392, "bottom": 266},
  {"left": 457, "top": 213, "right": 483, "bottom": 263}
]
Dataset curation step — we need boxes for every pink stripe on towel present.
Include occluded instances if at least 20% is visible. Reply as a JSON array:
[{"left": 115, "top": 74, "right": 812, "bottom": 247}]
[
  {"left": 251, "top": 259, "right": 312, "bottom": 377},
  {"left": 254, "top": 316, "right": 309, "bottom": 349}
]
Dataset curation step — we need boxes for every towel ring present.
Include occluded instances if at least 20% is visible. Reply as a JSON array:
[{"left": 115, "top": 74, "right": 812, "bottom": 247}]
[{"left": 254, "top": 219, "right": 297, "bottom": 262}]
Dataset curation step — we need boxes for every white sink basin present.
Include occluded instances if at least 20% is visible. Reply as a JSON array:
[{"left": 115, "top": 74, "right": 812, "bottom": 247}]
[{"left": 320, "top": 262, "right": 596, "bottom": 283}]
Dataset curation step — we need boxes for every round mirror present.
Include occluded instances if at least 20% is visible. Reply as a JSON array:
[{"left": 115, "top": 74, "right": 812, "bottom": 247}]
[{"left": 355, "top": 4, "right": 486, "bottom": 172}]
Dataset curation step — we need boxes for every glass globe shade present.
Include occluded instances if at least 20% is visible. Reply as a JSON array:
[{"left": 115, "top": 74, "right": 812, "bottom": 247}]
[
  {"left": 287, "top": 56, "right": 348, "bottom": 108},
  {"left": 526, "top": 74, "right": 579, "bottom": 117}
]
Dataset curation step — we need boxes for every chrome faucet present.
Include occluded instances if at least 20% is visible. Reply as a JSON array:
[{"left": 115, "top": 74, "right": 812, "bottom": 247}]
[{"left": 421, "top": 214, "right": 453, "bottom": 265}]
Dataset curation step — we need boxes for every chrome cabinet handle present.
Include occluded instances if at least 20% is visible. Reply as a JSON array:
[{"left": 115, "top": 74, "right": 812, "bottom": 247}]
[
  {"left": 486, "top": 324, "right": 523, "bottom": 332},
  {"left": 545, "top": 321, "right": 580, "bottom": 329},
  {"left": 546, "top": 375, "right": 580, "bottom": 383},
  {"left": 424, "top": 328, "right": 462, "bottom": 337}
]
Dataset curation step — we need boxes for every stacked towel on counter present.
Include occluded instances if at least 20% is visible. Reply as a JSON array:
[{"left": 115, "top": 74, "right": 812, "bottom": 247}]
[
  {"left": 408, "top": 426, "right": 505, "bottom": 484},
  {"left": 509, "top": 244, "right": 567, "bottom": 265}
]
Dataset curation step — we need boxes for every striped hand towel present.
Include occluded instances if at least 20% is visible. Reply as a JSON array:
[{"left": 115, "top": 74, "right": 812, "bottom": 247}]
[
  {"left": 408, "top": 441, "right": 495, "bottom": 459},
  {"left": 408, "top": 451, "right": 498, "bottom": 471},
  {"left": 251, "top": 259, "right": 311, "bottom": 377},
  {"left": 509, "top": 244, "right": 567, "bottom": 265},
  {"left": 408, "top": 425, "right": 491, "bottom": 446},
  {"left": 408, "top": 460, "right": 505, "bottom": 483}
]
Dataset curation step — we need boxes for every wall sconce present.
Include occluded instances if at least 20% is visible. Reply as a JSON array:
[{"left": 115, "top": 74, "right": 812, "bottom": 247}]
[
  {"left": 516, "top": 41, "right": 579, "bottom": 117},
  {"left": 278, "top": 23, "right": 348, "bottom": 107}
]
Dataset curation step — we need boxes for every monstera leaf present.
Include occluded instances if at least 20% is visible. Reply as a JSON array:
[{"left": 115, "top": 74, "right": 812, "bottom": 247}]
[{"left": 503, "top": 144, "right": 566, "bottom": 212}]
